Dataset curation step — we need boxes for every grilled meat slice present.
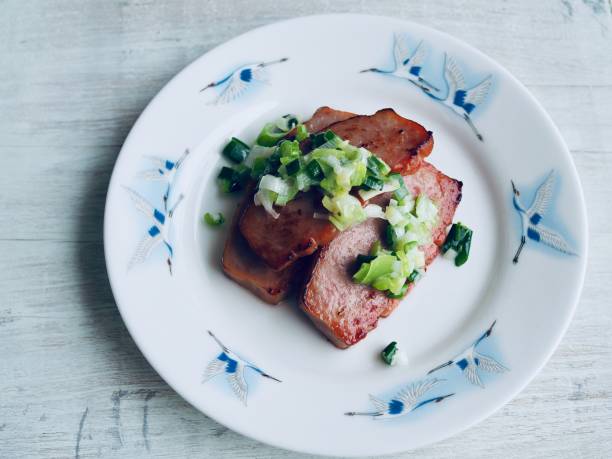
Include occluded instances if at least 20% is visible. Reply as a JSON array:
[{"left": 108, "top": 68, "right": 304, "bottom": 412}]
[
  {"left": 240, "top": 108, "right": 434, "bottom": 270},
  {"left": 300, "top": 162, "right": 462, "bottom": 348},
  {"left": 222, "top": 193, "right": 306, "bottom": 304}
]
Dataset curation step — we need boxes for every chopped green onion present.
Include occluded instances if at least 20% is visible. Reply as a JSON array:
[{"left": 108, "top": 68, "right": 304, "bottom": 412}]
[
  {"left": 222, "top": 137, "right": 250, "bottom": 163},
  {"left": 256, "top": 123, "right": 287, "bottom": 147},
  {"left": 285, "top": 159, "right": 300, "bottom": 176},
  {"left": 387, "top": 282, "right": 410, "bottom": 299},
  {"left": 389, "top": 173, "right": 409, "bottom": 200},
  {"left": 381, "top": 341, "right": 398, "bottom": 365},
  {"left": 442, "top": 222, "right": 473, "bottom": 266},
  {"left": 356, "top": 254, "right": 376, "bottom": 265},
  {"left": 362, "top": 175, "right": 384, "bottom": 191},
  {"left": 367, "top": 156, "right": 391, "bottom": 177},
  {"left": 305, "top": 160, "right": 324, "bottom": 180},
  {"left": 309, "top": 130, "right": 338, "bottom": 149},
  {"left": 204, "top": 212, "right": 225, "bottom": 227},
  {"left": 276, "top": 114, "right": 299, "bottom": 131},
  {"left": 385, "top": 224, "right": 397, "bottom": 248},
  {"left": 296, "top": 124, "right": 309, "bottom": 142},
  {"left": 217, "top": 165, "right": 250, "bottom": 193}
]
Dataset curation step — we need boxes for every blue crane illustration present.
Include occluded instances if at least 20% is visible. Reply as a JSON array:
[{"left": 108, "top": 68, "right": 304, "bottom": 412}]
[
  {"left": 202, "top": 330, "right": 281, "bottom": 406},
  {"left": 511, "top": 170, "right": 576, "bottom": 264},
  {"left": 199, "top": 58, "right": 289, "bottom": 104},
  {"left": 361, "top": 34, "right": 439, "bottom": 91},
  {"left": 124, "top": 186, "right": 183, "bottom": 274},
  {"left": 427, "top": 320, "right": 507, "bottom": 388},
  {"left": 424, "top": 53, "right": 492, "bottom": 141},
  {"left": 345, "top": 378, "right": 453, "bottom": 419}
]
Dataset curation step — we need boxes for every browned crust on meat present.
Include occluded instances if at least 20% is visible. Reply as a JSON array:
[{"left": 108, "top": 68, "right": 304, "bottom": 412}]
[{"left": 222, "top": 191, "right": 305, "bottom": 304}]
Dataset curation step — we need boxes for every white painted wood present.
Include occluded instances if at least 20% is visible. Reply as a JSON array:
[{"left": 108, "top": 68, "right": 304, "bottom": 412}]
[{"left": 1, "top": 1, "right": 611, "bottom": 457}]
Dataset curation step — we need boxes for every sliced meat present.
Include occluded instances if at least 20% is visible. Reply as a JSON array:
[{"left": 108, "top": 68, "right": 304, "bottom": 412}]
[
  {"left": 285, "top": 106, "right": 356, "bottom": 140},
  {"left": 239, "top": 190, "right": 337, "bottom": 270},
  {"left": 328, "top": 108, "right": 433, "bottom": 174},
  {"left": 222, "top": 193, "right": 306, "bottom": 304},
  {"left": 300, "top": 161, "right": 462, "bottom": 348},
  {"left": 303, "top": 106, "right": 356, "bottom": 133},
  {"left": 240, "top": 108, "right": 434, "bottom": 270},
  {"left": 222, "top": 107, "right": 354, "bottom": 296},
  {"left": 300, "top": 218, "right": 398, "bottom": 348}
]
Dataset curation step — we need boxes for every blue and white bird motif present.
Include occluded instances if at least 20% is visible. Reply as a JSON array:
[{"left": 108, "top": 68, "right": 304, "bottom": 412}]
[
  {"left": 511, "top": 170, "right": 576, "bottom": 264},
  {"left": 202, "top": 330, "right": 281, "bottom": 406},
  {"left": 361, "top": 34, "right": 439, "bottom": 91},
  {"left": 424, "top": 53, "right": 492, "bottom": 141},
  {"left": 427, "top": 320, "right": 507, "bottom": 388},
  {"left": 139, "top": 149, "right": 189, "bottom": 212},
  {"left": 200, "top": 58, "right": 289, "bottom": 105},
  {"left": 345, "top": 378, "right": 453, "bottom": 419},
  {"left": 124, "top": 187, "right": 184, "bottom": 275}
]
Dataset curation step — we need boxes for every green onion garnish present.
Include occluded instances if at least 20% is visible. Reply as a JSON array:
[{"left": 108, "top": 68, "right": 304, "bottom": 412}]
[
  {"left": 367, "top": 156, "right": 391, "bottom": 177},
  {"left": 217, "top": 165, "right": 250, "bottom": 193},
  {"left": 356, "top": 254, "right": 376, "bottom": 265},
  {"left": 363, "top": 175, "right": 384, "bottom": 191},
  {"left": 385, "top": 224, "right": 397, "bottom": 248},
  {"left": 296, "top": 124, "right": 309, "bottom": 142},
  {"left": 256, "top": 123, "right": 287, "bottom": 147},
  {"left": 442, "top": 222, "right": 473, "bottom": 267},
  {"left": 381, "top": 341, "right": 398, "bottom": 365},
  {"left": 309, "top": 130, "right": 337, "bottom": 148},
  {"left": 387, "top": 282, "right": 410, "bottom": 299},
  {"left": 285, "top": 159, "right": 301, "bottom": 176},
  {"left": 305, "top": 160, "right": 324, "bottom": 180},
  {"left": 204, "top": 212, "right": 225, "bottom": 227},
  {"left": 222, "top": 137, "right": 250, "bottom": 163}
]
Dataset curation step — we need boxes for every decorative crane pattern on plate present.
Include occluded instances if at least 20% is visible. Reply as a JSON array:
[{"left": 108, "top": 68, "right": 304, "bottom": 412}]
[
  {"left": 511, "top": 170, "right": 577, "bottom": 264},
  {"left": 200, "top": 58, "right": 289, "bottom": 105},
  {"left": 427, "top": 320, "right": 507, "bottom": 388},
  {"left": 345, "top": 378, "right": 454, "bottom": 419},
  {"left": 360, "top": 35, "right": 439, "bottom": 92},
  {"left": 202, "top": 330, "right": 281, "bottom": 406},
  {"left": 347, "top": 321, "right": 505, "bottom": 421},
  {"left": 125, "top": 149, "right": 188, "bottom": 274},
  {"left": 362, "top": 34, "right": 492, "bottom": 141}
]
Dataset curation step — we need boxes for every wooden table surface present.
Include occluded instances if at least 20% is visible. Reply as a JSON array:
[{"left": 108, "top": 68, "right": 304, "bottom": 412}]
[{"left": 1, "top": 1, "right": 611, "bottom": 457}]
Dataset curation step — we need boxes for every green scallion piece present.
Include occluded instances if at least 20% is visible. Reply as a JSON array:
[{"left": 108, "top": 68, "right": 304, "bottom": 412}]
[
  {"left": 367, "top": 156, "right": 391, "bottom": 177},
  {"left": 257, "top": 123, "right": 286, "bottom": 147},
  {"left": 222, "top": 137, "right": 250, "bottom": 163},
  {"left": 385, "top": 224, "right": 397, "bottom": 248},
  {"left": 387, "top": 282, "right": 410, "bottom": 299},
  {"left": 356, "top": 254, "right": 376, "bottom": 265},
  {"left": 204, "top": 212, "right": 225, "bottom": 227},
  {"left": 217, "top": 165, "right": 250, "bottom": 193},
  {"left": 442, "top": 222, "right": 473, "bottom": 266},
  {"left": 381, "top": 341, "right": 398, "bottom": 365},
  {"left": 305, "top": 160, "right": 324, "bottom": 180},
  {"left": 363, "top": 175, "right": 384, "bottom": 191},
  {"left": 285, "top": 159, "right": 301, "bottom": 176},
  {"left": 296, "top": 124, "right": 309, "bottom": 142}
]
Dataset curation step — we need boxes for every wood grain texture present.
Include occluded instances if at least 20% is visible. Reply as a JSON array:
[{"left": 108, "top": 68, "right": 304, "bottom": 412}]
[{"left": 1, "top": 0, "right": 611, "bottom": 458}]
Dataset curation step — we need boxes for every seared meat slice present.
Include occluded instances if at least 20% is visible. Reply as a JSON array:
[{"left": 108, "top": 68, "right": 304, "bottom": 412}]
[
  {"left": 240, "top": 108, "right": 434, "bottom": 270},
  {"left": 303, "top": 106, "right": 356, "bottom": 133},
  {"left": 328, "top": 108, "right": 433, "bottom": 175},
  {"left": 239, "top": 190, "right": 337, "bottom": 270},
  {"left": 222, "top": 194, "right": 306, "bottom": 304},
  {"left": 222, "top": 107, "right": 355, "bottom": 298},
  {"left": 300, "top": 162, "right": 462, "bottom": 348},
  {"left": 300, "top": 218, "right": 398, "bottom": 348}
]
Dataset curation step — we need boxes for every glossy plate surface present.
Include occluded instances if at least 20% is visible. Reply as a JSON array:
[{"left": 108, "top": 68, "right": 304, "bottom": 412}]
[{"left": 104, "top": 14, "right": 587, "bottom": 456}]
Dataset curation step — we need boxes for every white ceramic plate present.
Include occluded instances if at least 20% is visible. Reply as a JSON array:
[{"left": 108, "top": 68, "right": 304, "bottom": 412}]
[{"left": 104, "top": 14, "right": 588, "bottom": 457}]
